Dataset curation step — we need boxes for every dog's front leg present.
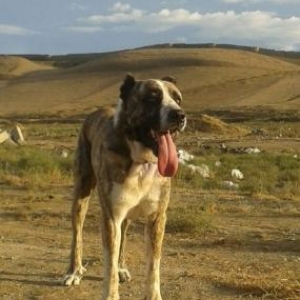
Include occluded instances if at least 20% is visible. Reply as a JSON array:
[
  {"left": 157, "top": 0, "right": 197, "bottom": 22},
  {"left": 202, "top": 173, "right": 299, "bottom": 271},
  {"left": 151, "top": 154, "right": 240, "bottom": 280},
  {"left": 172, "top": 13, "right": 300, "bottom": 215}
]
[
  {"left": 101, "top": 213, "right": 122, "bottom": 300},
  {"left": 63, "top": 195, "right": 90, "bottom": 286},
  {"left": 118, "top": 219, "right": 132, "bottom": 283},
  {"left": 144, "top": 213, "right": 166, "bottom": 300}
]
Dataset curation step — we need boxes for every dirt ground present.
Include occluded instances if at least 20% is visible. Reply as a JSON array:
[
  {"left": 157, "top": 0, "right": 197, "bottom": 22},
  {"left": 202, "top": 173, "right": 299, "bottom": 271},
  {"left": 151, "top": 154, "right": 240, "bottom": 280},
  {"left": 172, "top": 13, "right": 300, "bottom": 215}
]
[
  {"left": 1, "top": 161, "right": 300, "bottom": 300},
  {"left": 1, "top": 127, "right": 300, "bottom": 300}
]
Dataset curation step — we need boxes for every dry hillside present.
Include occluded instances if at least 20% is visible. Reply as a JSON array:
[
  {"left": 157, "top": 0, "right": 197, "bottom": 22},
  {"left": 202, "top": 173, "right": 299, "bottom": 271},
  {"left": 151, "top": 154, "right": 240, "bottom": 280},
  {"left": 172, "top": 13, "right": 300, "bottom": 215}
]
[
  {"left": 0, "top": 48, "right": 299, "bottom": 117},
  {"left": 0, "top": 56, "right": 53, "bottom": 79}
]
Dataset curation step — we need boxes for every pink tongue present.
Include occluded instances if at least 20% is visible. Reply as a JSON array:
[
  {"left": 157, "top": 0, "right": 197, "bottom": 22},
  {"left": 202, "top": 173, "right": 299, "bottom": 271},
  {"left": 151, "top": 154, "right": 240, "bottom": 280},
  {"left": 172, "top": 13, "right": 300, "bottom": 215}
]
[{"left": 157, "top": 132, "right": 178, "bottom": 177}]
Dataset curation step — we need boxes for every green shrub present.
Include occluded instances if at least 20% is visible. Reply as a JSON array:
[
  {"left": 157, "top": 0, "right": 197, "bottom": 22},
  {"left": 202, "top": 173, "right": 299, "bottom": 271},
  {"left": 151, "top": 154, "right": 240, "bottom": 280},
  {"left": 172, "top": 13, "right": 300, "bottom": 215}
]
[
  {"left": 174, "top": 151, "right": 300, "bottom": 199},
  {"left": 0, "top": 145, "right": 73, "bottom": 188},
  {"left": 167, "top": 205, "right": 214, "bottom": 236}
]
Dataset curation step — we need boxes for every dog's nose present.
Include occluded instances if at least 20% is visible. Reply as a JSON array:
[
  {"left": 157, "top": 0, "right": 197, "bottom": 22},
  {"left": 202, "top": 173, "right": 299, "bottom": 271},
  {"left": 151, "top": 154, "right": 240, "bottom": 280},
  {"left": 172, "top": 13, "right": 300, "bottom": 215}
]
[{"left": 169, "top": 110, "right": 186, "bottom": 125}]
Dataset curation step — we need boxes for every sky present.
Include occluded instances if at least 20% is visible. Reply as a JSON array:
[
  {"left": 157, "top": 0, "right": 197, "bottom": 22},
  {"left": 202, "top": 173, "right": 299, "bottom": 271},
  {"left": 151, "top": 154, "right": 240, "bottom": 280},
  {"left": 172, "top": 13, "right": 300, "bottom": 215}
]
[{"left": 0, "top": 0, "right": 300, "bottom": 55}]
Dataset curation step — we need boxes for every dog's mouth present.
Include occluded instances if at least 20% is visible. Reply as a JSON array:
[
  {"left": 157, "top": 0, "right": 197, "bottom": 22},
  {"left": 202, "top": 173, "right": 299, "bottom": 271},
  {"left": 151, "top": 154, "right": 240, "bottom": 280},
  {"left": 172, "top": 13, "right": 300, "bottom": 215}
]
[{"left": 150, "top": 130, "right": 178, "bottom": 177}]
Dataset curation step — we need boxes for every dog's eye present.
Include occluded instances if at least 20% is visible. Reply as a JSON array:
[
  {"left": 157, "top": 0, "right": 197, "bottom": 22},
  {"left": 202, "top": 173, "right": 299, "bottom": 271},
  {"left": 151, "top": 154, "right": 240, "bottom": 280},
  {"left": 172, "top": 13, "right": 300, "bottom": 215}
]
[{"left": 173, "top": 92, "right": 182, "bottom": 104}]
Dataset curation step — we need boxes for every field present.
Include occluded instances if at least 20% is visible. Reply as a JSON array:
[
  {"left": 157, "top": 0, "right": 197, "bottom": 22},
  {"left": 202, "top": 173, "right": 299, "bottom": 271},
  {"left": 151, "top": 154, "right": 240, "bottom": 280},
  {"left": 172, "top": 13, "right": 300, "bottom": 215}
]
[{"left": 0, "top": 46, "right": 300, "bottom": 299}]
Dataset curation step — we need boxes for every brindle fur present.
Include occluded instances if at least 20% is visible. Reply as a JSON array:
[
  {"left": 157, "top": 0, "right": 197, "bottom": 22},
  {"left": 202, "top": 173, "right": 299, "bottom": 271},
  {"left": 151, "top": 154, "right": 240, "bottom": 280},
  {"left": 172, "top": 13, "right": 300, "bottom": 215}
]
[{"left": 63, "top": 75, "right": 186, "bottom": 300}]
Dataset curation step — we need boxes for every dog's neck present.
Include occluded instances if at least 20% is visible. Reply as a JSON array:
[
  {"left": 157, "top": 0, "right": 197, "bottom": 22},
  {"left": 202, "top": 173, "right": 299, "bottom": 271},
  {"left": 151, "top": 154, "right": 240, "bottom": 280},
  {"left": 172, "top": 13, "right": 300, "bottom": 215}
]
[
  {"left": 113, "top": 100, "right": 158, "bottom": 165},
  {"left": 126, "top": 139, "right": 158, "bottom": 164}
]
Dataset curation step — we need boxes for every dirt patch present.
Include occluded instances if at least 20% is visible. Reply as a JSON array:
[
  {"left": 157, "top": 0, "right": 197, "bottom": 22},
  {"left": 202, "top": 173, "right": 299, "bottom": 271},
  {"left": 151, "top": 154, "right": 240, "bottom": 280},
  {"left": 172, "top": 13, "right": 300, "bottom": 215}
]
[{"left": 1, "top": 182, "right": 300, "bottom": 300}]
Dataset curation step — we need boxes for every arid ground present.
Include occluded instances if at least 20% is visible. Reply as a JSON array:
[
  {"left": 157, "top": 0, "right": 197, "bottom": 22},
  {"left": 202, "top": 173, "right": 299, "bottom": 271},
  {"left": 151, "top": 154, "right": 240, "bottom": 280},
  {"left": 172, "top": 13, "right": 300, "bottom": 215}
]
[{"left": 0, "top": 46, "right": 300, "bottom": 299}]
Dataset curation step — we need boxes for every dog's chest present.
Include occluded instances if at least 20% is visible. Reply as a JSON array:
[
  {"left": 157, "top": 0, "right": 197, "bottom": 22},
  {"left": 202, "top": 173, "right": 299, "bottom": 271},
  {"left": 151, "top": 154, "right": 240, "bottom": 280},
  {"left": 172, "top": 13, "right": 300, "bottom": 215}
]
[{"left": 110, "top": 163, "right": 168, "bottom": 220}]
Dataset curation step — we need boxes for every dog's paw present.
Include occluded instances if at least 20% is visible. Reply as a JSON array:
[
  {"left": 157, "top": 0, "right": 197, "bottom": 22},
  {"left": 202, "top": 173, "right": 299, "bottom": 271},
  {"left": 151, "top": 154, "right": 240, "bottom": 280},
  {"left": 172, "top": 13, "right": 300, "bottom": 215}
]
[
  {"left": 118, "top": 268, "right": 132, "bottom": 283},
  {"left": 62, "top": 266, "right": 86, "bottom": 286},
  {"left": 62, "top": 273, "right": 82, "bottom": 286}
]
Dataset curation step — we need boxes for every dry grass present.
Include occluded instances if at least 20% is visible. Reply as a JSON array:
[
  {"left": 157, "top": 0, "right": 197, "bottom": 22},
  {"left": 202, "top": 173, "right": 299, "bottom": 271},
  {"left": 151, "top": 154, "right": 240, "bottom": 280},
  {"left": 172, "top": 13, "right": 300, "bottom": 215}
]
[
  {"left": 0, "top": 55, "right": 54, "bottom": 79},
  {"left": 187, "top": 113, "right": 249, "bottom": 136}
]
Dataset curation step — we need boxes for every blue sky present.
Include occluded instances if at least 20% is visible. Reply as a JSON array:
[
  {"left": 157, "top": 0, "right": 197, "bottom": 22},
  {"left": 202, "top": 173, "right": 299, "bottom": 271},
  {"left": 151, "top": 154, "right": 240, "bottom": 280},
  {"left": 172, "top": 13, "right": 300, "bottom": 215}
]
[{"left": 0, "top": 0, "right": 300, "bottom": 54}]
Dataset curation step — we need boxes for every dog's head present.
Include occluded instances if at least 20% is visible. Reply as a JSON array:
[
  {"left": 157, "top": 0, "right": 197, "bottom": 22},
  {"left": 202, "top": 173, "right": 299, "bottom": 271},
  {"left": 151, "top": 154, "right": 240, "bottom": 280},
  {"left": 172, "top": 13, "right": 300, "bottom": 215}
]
[{"left": 114, "top": 74, "right": 186, "bottom": 177}]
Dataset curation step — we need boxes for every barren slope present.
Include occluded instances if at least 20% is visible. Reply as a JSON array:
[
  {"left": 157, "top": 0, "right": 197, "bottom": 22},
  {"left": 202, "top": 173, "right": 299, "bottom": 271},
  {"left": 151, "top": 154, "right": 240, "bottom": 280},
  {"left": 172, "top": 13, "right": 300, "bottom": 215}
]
[
  {"left": 0, "top": 56, "right": 54, "bottom": 79},
  {"left": 0, "top": 49, "right": 299, "bottom": 117}
]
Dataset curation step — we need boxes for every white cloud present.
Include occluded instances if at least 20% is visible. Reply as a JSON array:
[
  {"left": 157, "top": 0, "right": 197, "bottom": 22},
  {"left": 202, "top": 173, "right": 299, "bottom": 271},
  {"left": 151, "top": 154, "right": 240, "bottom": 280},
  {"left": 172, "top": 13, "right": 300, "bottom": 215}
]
[
  {"left": 192, "top": 10, "right": 300, "bottom": 50},
  {"left": 0, "top": 24, "right": 37, "bottom": 35},
  {"left": 79, "top": 8, "right": 201, "bottom": 32},
  {"left": 111, "top": 2, "right": 131, "bottom": 13},
  {"left": 79, "top": 8, "right": 144, "bottom": 24},
  {"left": 75, "top": 4, "right": 300, "bottom": 50},
  {"left": 154, "top": 9, "right": 202, "bottom": 23}
]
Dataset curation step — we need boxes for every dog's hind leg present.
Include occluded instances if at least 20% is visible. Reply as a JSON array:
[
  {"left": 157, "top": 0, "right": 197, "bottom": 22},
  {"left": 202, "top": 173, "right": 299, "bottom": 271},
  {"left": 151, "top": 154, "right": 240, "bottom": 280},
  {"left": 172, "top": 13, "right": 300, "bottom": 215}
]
[
  {"left": 118, "top": 219, "right": 132, "bottom": 283},
  {"left": 63, "top": 136, "right": 96, "bottom": 286}
]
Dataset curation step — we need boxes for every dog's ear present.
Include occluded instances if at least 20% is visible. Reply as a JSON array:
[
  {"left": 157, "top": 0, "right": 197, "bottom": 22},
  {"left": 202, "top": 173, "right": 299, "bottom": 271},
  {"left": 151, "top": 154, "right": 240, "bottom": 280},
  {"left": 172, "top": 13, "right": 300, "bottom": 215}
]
[
  {"left": 120, "top": 74, "right": 136, "bottom": 101},
  {"left": 161, "top": 76, "right": 177, "bottom": 85}
]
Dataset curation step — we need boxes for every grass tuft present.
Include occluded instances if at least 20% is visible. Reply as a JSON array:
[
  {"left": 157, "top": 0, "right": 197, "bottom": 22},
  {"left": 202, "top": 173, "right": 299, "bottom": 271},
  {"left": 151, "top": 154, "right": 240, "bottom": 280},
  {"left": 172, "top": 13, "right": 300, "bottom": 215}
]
[
  {"left": 0, "top": 144, "right": 73, "bottom": 188},
  {"left": 167, "top": 205, "right": 215, "bottom": 236}
]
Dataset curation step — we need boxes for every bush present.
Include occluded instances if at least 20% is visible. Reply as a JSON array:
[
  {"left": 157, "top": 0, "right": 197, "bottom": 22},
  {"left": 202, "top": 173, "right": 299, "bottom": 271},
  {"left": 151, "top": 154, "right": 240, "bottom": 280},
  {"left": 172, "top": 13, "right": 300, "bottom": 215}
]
[{"left": 0, "top": 145, "right": 73, "bottom": 188}]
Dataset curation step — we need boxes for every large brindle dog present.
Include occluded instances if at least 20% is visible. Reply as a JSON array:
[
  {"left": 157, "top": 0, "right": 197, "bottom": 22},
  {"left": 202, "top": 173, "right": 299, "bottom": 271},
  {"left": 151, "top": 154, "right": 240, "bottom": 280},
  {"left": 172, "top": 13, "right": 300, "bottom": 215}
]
[{"left": 63, "top": 74, "right": 186, "bottom": 300}]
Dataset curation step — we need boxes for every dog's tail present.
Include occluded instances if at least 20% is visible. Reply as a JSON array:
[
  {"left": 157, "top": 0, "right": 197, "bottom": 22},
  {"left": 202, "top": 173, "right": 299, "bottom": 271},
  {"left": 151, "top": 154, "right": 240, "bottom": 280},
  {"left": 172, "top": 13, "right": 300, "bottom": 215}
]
[{"left": 73, "top": 125, "right": 96, "bottom": 199}]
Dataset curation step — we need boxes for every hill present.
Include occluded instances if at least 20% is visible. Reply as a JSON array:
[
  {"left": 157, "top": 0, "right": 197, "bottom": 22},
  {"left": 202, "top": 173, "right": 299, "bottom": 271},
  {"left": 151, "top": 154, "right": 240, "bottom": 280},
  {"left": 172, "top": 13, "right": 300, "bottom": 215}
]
[
  {"left": 0, "top": 48, "right": 299, "bottom": 118},
  {"left": 0, "top": 56, "right": 54, "bottom": 79}
]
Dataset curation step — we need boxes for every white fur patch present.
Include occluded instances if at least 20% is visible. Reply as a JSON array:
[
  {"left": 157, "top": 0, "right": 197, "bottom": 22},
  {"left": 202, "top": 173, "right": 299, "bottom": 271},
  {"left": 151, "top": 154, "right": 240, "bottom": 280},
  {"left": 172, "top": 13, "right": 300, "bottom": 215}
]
[
  {"left": 110, "top": 163, "right": 165, "bottom": 221},
  {"left": 155, "top": 80, "right": 183, "bottom": 132},
  {"left": 113, "top": 98, "right": 123, "bottom": 128},
  {"left": 127, "top": 140, "right": 158, "bottom": 163}
]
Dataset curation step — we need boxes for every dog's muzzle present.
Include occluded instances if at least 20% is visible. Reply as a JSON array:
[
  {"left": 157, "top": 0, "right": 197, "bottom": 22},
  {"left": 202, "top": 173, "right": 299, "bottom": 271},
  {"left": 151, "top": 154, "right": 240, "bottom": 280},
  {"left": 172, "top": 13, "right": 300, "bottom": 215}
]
[{"left": 168, "top": 109, "right": 186, "bottom": 131}]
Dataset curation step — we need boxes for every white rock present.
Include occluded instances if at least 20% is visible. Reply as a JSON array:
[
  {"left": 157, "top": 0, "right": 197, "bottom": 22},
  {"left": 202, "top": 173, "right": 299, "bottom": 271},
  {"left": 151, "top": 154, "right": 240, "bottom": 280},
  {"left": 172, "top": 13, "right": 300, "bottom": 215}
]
[
  {"left": 231, "top": 168, "right": 244, "bottom": 180},
  {"left": 222, "top": 180, "right": 239, "bottom": 189}
]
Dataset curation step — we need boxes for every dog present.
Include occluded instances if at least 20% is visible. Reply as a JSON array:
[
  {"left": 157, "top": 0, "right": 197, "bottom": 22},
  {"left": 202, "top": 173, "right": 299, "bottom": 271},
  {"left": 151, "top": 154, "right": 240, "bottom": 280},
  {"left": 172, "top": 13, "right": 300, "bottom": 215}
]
[{"left": 63, "top": 74, "right": 186, "bottom": 300}]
